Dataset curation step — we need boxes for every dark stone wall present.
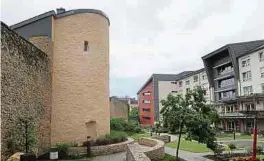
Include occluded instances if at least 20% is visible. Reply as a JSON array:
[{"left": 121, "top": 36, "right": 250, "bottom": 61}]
[{"left": 1, "top": 22, "right": 52, "bottom": 160}]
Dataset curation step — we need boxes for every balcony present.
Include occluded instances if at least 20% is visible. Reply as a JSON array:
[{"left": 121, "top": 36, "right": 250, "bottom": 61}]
[
  {"left": 219, "top": 96, "right": 236, "bottom": 103},
  {"left": 215, "top": 84, "right": 236, "bottom": 93},
  {"left": 219, "top": 112, "right": 246, "bottom": 118},
  {"left": 214, "top": 70, "right": 235, "bottom": 81}
]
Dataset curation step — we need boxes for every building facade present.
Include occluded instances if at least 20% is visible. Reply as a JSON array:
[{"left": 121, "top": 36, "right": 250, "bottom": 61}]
[
  {"left": 9, "top": 8, "right": 110, "bottom": 145},
  {"left": 138, "top": 40, "right": 264, "bottom": 130},
  {"left": 110, "top": 97, "right": 129, "bottom": 120},
  {"left": 202, "top": 40, "right": 264, "bottom": 132},
  {"left": 118, "top": 97, "right": 138, "bottom": 111},
  {"left": 137, "top": 71, "right": 211, "bottom": 126}
]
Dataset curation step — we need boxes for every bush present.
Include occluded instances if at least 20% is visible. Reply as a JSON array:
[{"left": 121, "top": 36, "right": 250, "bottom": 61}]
[
  {"left": 69, "top": 142, "right": 78, "bottom": 147},
  {"left": 228, "top": 143, "right": 236, "bottom": 151},
  {"left": 241, "top": 132, "right": 251, "bottom": 136},
  {"left": 83, "top": 131, "right": 128, "bottom": 146},
  {"left": 257, "top": 146, "right": 263, "bottom": 154},
  {"left": 110, "top": 118, "right": 141, "bottom": 133},
  {"left": 110, "top": 118, "right": 126, "bottom": 131},
  {"left": 55, "top": 143, "right": 70, "bottom": 159}
]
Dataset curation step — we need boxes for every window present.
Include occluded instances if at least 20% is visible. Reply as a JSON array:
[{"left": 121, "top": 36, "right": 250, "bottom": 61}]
[
  {"left": 179, "top": 81, "right": 183, "bottom": 87},
  {"left": 143, "top": 116, "right": 151, "bottom": 120},
  {"left": 143, "top": 100, "right": 151, "bottom": 104},
  {"left": 202, "top": 73, "right": 207, "bottom": 80},
  {"left": 260, "top": 67, "right": 264, "bottom": 78},
  {"left": 260, "top": 51, "right": 264, "bottom": 61},
  {"left": 193, "top": 75, "right": 198, "bottom": 82},
  {"left": 243, "top": 86, "right": 253, "bottom": 96},
  {"left": 84, "top": 41, "right": 89, "bottom": 52},
  {"left": 185, "top": 80, "right": 190, "bottom": 85},
  {"left": 171, "top": 81, "right": 177, "bottom": 84},
  {"left": 143, "top": 92, "right": 151, "bottom": 96},
  {"left": 242, "top": 71, "right": 252, "bottom": 81},
  {"left": 244, "top": 104, "right": 255, "bottom": 111},
  {"left": 203, "top": 89, "right": 207, "bottom": 95},
  {"left": 242, "top": 58, "right": 250, "bottom": 67},
  {"left": 262, "top": 83, "right": 264, "bottom": 93},
  {"left": 143, "top": 108, "right": 150, "bottom": 112},
  {"left": 171, "top": 91, "right": 178, "bottom": 93},
  {"left": 219, "top": 78, "right": 235, "bottom": 87}
]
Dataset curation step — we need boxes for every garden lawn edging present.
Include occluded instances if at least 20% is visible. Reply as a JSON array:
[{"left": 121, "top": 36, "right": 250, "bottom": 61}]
[
  {"left": 127, "top": 137, "right": 165, "bottom": 161},
  {"left": 69, "top": 137, "right": 134, "bottom": 157}
]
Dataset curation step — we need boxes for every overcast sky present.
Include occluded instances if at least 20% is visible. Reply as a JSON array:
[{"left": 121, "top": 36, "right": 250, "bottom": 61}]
[{"left": 1, "top": 0, "right": 264, "bottom": 98}]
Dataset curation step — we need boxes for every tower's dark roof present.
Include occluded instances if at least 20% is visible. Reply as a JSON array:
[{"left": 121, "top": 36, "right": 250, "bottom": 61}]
[{"left": 10, "top": 8, "right": 110, "bottom": 29}]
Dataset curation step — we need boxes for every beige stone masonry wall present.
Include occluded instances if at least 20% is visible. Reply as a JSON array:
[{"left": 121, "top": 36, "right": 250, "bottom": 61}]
[
  {"left": 68, "top": 138, "right": 134, "bottom": 156},
  {"left": 127, "top": 138, "right": 165, "bottom": 161},
  {"left": 51, "top": 13, "right": 110, "bottom": 144}
]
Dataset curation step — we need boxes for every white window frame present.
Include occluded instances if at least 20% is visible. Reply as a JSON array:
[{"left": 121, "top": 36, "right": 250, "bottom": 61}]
[
  {"left": 243, "top": 86, "right": 253, "bottom": 96},
  {"left": 143, "top": 100, "right": 151, "bottom": 104},
  {"left": 193, "top": 75, "right": 198, "bottom": 82},
  {"left": 241, "top": 58, "right": 250, "bottom": 67},
  {"left": 242, "top": 71, "right": 252, "bottom": 82},
  {"left": 185, "top": 80, "right": 190, "bottom": 86},
  {"left": 179, "top": 81, "right": 183, "bottom": 87},
  {"left": 260, "top": 51, "right": 264, "bottom": 62},
  {"left": 260, "top": 67, "right": 264, "bottom": 78},
  {"left": 143, "top": 92, "right": 151, "bottom": 96}
]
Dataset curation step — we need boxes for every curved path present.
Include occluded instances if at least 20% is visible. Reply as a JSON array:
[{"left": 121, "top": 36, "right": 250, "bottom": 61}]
[{"left": 91, "top": 152, "right": 126, "bottom": 161}]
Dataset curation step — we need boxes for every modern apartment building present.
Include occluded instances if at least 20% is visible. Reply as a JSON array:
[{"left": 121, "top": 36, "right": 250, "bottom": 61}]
[
  {"left": 236, "top": 45, "right": 264, "bottom": 132},
  {"left": 9, "top": 8, "right": 110, "bottom": 144},
  {"left": 137, "top": 70, "right": 213, "bottom": 126},
  {"left": 171, "top": 68, "right": 213, "bottom": 104},
  {"left": 137, "top": 73, "right": 191, "bottom": 125},
  {"left": 202, "top": 40, "right": 264, "bottom": 132}
]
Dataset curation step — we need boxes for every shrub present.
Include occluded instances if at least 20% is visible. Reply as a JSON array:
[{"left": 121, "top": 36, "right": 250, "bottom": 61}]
[
  {"left": 110, "top": 118, "right": 141, "bottom": 133},
  {"left": 55, "top": 143, "right": 70, "bottom": 159},
  {"left": 257, "top": 146, "right": 263, "bottom": 154},
  {"left": 228, "top": 143, "right": 236, "bottom": 151},
  {"left": 110, "top": 118, "right": 126, "bottom": 131},
  {"left": 69, "top": 142, "right": 78, "bottom": 147},
  {"left": 241, "top": 132, "right": 251, "bottom": 136},
  {"left": 85, "top": 130, "right": 128, "bottom": 146}
]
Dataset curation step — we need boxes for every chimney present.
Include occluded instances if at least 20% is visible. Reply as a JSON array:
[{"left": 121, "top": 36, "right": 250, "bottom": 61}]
[{"left": 56, "top": 8, "right": 66, "bottom": 14}]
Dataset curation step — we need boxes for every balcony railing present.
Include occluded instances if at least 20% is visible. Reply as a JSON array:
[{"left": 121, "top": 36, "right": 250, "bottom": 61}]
[
  {"left": 219, "top": 96, "right": 236, "bottom": 101},
  {"left": 216, "top": 84, "right": 236, "bottom": 92},
  {"left": 214, "top": 70, "right": 235, "bottom": 81},
  {"left": 219, "top": 112, "right": 246, "bottom": 118}
]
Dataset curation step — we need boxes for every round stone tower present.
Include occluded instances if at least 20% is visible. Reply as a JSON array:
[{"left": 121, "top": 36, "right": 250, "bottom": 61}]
[{"left": 51, "top": 9, "right": 110, "bottom": 144}]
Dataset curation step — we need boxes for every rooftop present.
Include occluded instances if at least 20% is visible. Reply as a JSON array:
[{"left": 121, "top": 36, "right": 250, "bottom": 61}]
[
  {"left": 10, "top": 8, "right": 110, "bottom": 29},
  {"left": 202, "top": 40, "right": 264, "bottom": 60}
]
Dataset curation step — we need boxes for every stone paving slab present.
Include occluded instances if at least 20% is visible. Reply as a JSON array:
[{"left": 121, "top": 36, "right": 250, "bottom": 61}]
[
  {"left": 91, "top": 152, "right": 126, "bottom": 161},
  {"left": 165, "top": 147, "right": 213, "bottom": 161}
]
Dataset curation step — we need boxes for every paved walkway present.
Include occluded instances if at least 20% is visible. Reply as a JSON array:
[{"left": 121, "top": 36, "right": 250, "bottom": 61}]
[
  {"left": 165, "top": 147, "right": 213, "bottom": 161},
  {"left": 91, "top": 152, "right": 126, "bottom": 161}
]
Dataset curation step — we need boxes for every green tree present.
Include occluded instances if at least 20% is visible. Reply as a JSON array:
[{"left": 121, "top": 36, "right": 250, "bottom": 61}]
[
  {"left": 160, "top": 86, "right": 219, "bottom": 160},
  {"left": 129, "top": 108, "right": 139, "bottom": 122}
]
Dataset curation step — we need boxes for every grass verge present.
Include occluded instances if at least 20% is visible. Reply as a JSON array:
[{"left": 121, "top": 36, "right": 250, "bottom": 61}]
[
  {"left": 165, "top": 139, "right": 211, "bottom": 153},
  {"left": 160, "top": 154, "right": 186, "bottom": 161}
]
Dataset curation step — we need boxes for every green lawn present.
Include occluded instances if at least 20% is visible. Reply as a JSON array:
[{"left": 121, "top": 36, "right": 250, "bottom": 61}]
[
  {"left": 165, "top": 139, "right": 211, "bottom": 153},
  {"left": 160, "top": 154, "right": 185, "bottom": 161},
  {"left": 257, "top": 154, "right": 264, "bottom": 160},
  {"left": 127, "top": 132, "right": 150, "bottom": 140},
  {"left": 217, "top": 134, "right": 264, "bottom": 141}
]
